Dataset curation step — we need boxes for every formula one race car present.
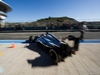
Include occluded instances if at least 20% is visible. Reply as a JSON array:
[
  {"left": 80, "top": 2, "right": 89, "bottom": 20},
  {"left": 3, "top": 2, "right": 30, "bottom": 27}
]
[{"left": 29, "top": 32, "right": 80, "bottom": 64}]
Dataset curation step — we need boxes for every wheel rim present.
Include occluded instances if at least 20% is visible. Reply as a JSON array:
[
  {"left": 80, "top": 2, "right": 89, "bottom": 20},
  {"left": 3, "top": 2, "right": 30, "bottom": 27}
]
[{"left": 49, "top": 50, "right": 58, "bottom": 62}]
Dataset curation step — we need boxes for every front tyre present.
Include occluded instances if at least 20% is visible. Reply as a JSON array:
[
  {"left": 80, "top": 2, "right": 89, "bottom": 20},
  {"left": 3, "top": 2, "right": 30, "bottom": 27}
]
[
  {"left": 29, "top": 36, "right": 33, "bottom": 42},
  {"left": 49, "top": 49, "right": 59, "bottom": 64},
  {"left": 33, "top": 36, "right": 39, "bottom": 42}
]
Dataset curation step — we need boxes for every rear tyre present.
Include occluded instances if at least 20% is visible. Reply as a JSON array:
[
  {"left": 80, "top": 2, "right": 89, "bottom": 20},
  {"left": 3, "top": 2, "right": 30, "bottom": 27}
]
[{"left": 49, "top": 49, "right": 59, "bottom": 64}]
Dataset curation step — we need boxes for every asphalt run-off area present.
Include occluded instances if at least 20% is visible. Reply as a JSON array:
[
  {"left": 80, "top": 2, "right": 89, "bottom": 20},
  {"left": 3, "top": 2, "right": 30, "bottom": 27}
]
[
  {"left": 0, "top": 32, "right": 100, "bottom": 75},
  {"left": 0, "top": 32, "right": 100, "bottom": 44},
  {"left": 0, "top": 32, "right": 100, "bottom": 40}
]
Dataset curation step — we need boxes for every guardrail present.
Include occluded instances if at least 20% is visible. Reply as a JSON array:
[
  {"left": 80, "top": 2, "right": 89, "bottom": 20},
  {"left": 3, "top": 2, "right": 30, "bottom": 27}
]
[
  {"left": 0, "top": 29, "right": 100, "bottom": 33},
  {"left": 0, "top": 26, "right": 100, "bottom": 32}
]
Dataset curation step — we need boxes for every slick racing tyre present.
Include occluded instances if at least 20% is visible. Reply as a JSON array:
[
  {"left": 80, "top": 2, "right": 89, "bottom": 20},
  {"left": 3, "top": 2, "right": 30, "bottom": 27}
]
[
  {"left": 29, "top": 36, "right": 33, "bottom": 42},
  {"left": 49, "top": 49, "right": 59, "bottom": 64},
  {"left": 33, "top": 36, "right": 39, "bottom": 42}
]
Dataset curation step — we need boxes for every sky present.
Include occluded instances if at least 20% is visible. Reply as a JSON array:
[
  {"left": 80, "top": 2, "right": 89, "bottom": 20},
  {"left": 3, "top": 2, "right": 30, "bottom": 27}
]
[{"left": 3, "top": 0, "right": 100, "bottom": 22}]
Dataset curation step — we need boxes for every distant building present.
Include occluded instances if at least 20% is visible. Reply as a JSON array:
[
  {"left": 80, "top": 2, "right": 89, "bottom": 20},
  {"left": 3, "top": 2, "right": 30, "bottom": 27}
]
[{"left": 0, "top": 0, "right": 12, "bottom": 27}]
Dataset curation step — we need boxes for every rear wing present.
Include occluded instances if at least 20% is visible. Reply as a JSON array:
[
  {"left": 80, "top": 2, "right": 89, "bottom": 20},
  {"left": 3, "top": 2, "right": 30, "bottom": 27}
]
[{"left": 64, "top": 35, "right": 80, "bottom": 51}]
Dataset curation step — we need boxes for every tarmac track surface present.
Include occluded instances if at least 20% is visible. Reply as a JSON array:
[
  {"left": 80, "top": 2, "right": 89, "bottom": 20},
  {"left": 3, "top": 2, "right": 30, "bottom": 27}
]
[{"left": 0, "top": 32, "right": 100, "bottom": 40}]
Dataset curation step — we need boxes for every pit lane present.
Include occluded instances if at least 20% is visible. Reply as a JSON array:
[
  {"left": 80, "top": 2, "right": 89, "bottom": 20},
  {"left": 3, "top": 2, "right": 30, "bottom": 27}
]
[
  {"left": 0, "top": 32, "right": 100, "bottom": 75},
  {"left": 0, "top": 43, "right": 100, "bottom": 75}
]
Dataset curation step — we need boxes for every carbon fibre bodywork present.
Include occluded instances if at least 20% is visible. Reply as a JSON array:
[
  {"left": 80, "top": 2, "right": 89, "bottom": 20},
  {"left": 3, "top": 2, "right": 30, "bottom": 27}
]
[{"left": 29, "top": 33, "right": 80, "bottom": 63}]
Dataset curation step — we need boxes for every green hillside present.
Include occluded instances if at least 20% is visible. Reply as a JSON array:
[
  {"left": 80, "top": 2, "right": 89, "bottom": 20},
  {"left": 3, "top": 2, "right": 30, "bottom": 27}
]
[{"left": 33, "top": 16, "right": 78, "bottom": 26}]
